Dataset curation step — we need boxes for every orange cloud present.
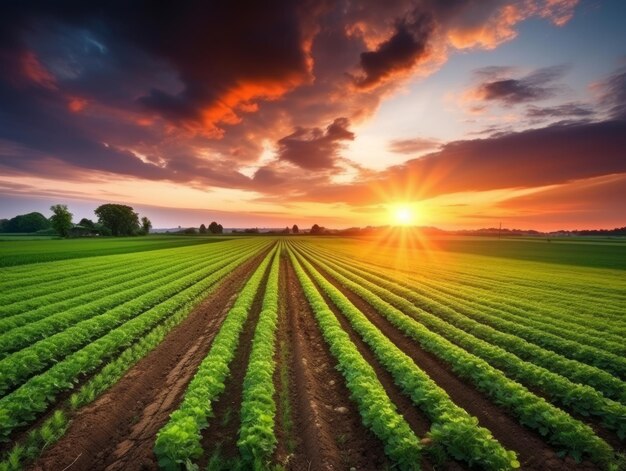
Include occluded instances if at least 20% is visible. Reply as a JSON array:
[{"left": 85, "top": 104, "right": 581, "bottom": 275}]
[
  {"left": 67, "top": 97, "right": 88, "bottom": 113},
  {"left": 191, "top": 77, "right": 309, "bottom": 137},
  {"left": 447, "top": 0, "right": 578, "bottom": 50},
  {"left": 20, "top": 51, "right": 56, "bottom": 90}
]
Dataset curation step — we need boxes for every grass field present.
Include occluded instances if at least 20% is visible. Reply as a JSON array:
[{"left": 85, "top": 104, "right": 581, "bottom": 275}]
[
  {"left": 0, "top": 235, "right": 233, "bottom": 267},
  {"left": 0, "top": 235, "right": 624, "bottom": 471}
]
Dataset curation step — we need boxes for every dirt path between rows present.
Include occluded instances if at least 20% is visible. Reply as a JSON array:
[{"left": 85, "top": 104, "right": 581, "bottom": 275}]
[
  {"left": 272, "top": 253, "right": 294, "bottom": 467},
  {"left": 301, "top": 257, "right": 466, "bottom": 471},
  {"left": 282, "top": 255, "right": 389, "bottom": 470},
  {"left": 196, "top": 260, "right": 270, "bottom": 468},
  {"left": 30, "top": 248, "right": 269, "bottom": 471},
  {"left": 304, "top": 254, "right": 601, "bottom": 471}
]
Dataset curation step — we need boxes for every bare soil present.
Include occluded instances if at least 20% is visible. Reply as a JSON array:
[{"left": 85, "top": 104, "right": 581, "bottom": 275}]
[
  {"left": 30, "top": 249, "right": 268, "bottom": 471},
  {"left": 302, "top": 259, "right": 467, "bottom": 471},
  {"left": 280, "top": 255, "right": 390, "bottom": 470},
  {"left": 196, "top": 260, "right": 271, "bottom": 467},
  {"left": 25, "top": 242, "right": 613, "bottom": 471},
  {"left": 304, "top": 254, "right": 601, "bottom": 471}
]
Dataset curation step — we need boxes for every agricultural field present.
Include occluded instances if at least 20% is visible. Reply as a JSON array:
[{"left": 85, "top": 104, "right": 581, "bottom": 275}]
[{"left": 0, "top": 235, "right": 624, "bottom": 471}]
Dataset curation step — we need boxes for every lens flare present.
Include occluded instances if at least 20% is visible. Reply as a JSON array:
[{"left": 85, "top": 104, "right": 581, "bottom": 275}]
[{"left": 392, "top": 205, "right": 415, "bottom": 226}]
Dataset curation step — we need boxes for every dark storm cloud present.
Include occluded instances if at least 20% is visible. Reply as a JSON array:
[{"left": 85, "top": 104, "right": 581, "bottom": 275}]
[
  {"left": 355, "top": 13, "right": 434, "bottom": 88},
  {"left": 0, "top": 0, "right": 319, "bottom": 133},
  {"left": 0, "top": 82, "right": 169, "bottom": 181},
  {"left": 131, "top": 1, "right": 317, "bottom": 126},
  {"left": 472, "top": 65, "right": 568, "bottom": 105},
  {"left": 0, "top": 0, "right": 587, "bottom": 203},
  {"left": 277, "top": 118, "right": 355, "bottom": 170}
]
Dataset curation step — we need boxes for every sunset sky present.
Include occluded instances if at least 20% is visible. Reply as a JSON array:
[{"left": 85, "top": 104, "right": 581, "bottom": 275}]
[{"left": 1, "top": 0, "right": 625, "bottom": 230}]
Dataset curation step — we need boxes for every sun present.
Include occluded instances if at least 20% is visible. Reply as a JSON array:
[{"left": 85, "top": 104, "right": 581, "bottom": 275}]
[{"left": 391, "top": 205, "right": 416, "bottom": 226}]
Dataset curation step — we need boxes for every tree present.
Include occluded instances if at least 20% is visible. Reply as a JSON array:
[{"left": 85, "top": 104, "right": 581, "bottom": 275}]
[
  {"left": 2, "top": 212, "right": 51, "bottom": 233},
  {"left": 292, "top": 224, "right": 299, "bottom": 234},
  {"left": 79, "top": 218, "right": 95, "bottom": 228},
  {"left": 310, "top": 224, "right": 322, "bottom": 235},
  {"left": 199, "top": 223, "right": 207, "bottom": 234},
  {"left": 141, "top": 216, "right": 152, "bottom": 235},
  {"left": 208, "top": 221, "right": 223, "bottom": 234},
  {"left": 282, "top": 226, "right": 290, "bottom": 234},
  {"left": 50, "top": 205, "right": 73, "bottom": 237},
  {"left": 95, "top": 204, "right": 140, "bottom": 236}
]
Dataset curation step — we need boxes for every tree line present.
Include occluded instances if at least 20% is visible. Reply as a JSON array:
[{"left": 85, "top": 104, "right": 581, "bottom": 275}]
[{"left": 0, "top": 203, "right": 152, "bottom": 238}]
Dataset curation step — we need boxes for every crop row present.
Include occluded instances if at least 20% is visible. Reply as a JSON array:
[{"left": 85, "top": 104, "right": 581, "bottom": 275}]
[
  {"left": 295, "top": 243, "right": 615, "bottom": 467},
  {"left": 291, "top": 247, "right": 519, "bottom": 470},
  {"left": 0, "top": 245, "right": 260, "bottom": 395},
  {"left": 307, "top": 243, "right": 626, "bottom": 339},
  {"left": 0, "top": 241, "right": 224, "bottom": 319},
  {"left": 0, "top": 241, "right": 269, "bottom": 443},
  {"left": 0, "top": 236, "right": 217, "bottom": 268},
  {"left": 287, "top": 247, "right": 423, "bottom": 471},
  {"left": 0, "top": 250, "right": 216, "bottom": 340},
  {"left": 310, "top": 241, "right": 626, "bottom": 325},
  {"left": 154, "top": 244, "right": 278, "bottom": 470},
  {"left": 361, "top": 262, "right": 626, "bottom": 404},
  {"left": 0, "top": 242, "right": 248, "bottom": 348},
  {"left": 0, "top": 255, "right": 143, "bottom": 308},
  {"left": 1, "top": 251, "right": 123, "bottom": 284},
  {"left": 427, "top": 260, "right": 626, "bottom": 313},
  {"left": 304, "top": 243, "right": 626, "bottom": 398},
  {"left": 237, "top": 243, "right": 282, "bottom": 466},
  {"left": 0, "top": 239, "right": 216, "bottom": 287},
  {"left": 380, "top": 264, "right": 626, "bottom": 353},
  {"left": 0, "top": 244, "right": 269, "bottom": 471},
  {"left": 301, "top": 245, "right": 626, "bottom": 438}
]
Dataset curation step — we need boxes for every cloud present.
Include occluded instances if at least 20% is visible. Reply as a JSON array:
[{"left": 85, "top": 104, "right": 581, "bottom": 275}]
[
  {"left": 596, "top": 66, "right": 626, "bottom": 119},
  {"left": 468, "top": 65, "right": 568, "bottom": 106},
  {"left": 20, "top": 51, "right": 57, "bottom": 90},
  {"left": 0, "top": 0, "right": 581, "bottom": 201},
  {"left": 276, "top": 118, "right": 355, "bottom": 170},
  {"left": 287, "top": 118, "right": 626, "bottom": 205},
  {"left": 445, "top": 0, "right": 578, "bottom": 49},
  {"left": 526, "top": 102, "right": 594, "bottom": 119},
  {"left": 355, "top": 13, "right": 434, "bottom": 89},
  {"left": 495, "top": 173, "right": 626, "bottom": 228},
  {"left": 388, "top": 137, "right": 441, "bottom": 154}
]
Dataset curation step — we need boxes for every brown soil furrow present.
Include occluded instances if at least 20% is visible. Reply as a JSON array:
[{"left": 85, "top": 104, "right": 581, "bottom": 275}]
[
  {"left": 271, "top": 253, "right": 297, "bottom": 468},
  {"left": 283, "top": 255, "right": 389, "bottom": 471},
  {"left": 306, "top": 255, "right": 599, "bottom": 471},
  {"left": 196, "top": 257, "right": 271, "bottom": 468},
  {"left": 302, "top": 257, "right": 466, "bottom": 471},
  {"left": 30, "top": 249, "right": 268, "bottom": 471}
]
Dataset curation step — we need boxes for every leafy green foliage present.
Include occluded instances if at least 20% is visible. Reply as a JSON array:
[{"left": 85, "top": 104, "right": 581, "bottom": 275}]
[
  {"left": 288, "top": 247, "right": 422, "bottom": 471},
  {"left": 0, "top": 212, "right": 51, "bottom": 233},
  {"left": 49, "top": 205, "right": 73, "bottom": 238},
  {"left": 295, "top": 242, "right": 616, "bottom": 467},
  {"left": 94, "top": 203, "right": 140, "bottom": 236},
  {"left": 292, "top": 248, "right": 519, "bottom": 470},
  {"left": 154, "top": 245, "right": 278, "bottom": 470},
  {"left": 0, "top": 241, "right": 268, "bottom": 443},
  {"left": 300, "top": 244, "right": 626, "bottom": 438},
  {"left": 237, "top": 245, "right": 282, "bottom": 466}
]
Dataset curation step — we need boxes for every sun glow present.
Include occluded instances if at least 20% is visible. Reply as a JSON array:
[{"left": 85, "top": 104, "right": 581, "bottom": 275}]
[{"left": 391, "top": 204, "right": 416, "bottom": 226}]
